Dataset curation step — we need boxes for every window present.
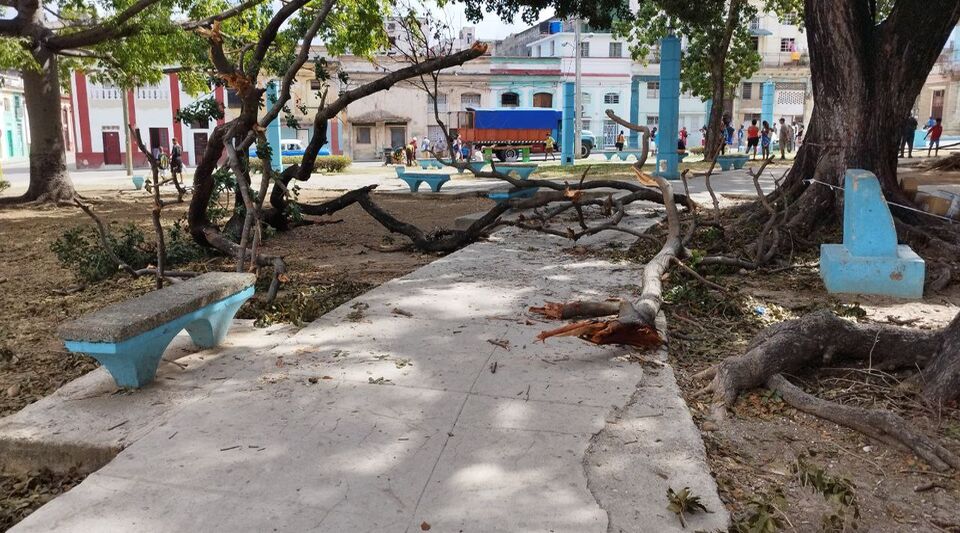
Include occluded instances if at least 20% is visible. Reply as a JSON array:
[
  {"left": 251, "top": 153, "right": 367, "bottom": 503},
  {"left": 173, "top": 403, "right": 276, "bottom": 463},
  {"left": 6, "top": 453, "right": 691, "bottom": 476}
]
[
  {"left": 780, "top": 38, "right": 796, "bottom": 52},
  {"left": 782, "top": 13, "right": 797, "bottom": 25},
  {"left": 609, "top": 42, "right": 623, "bottom": 58},
  {"left": 309, "top": 80, "right": 322, "bottom": 90},
  {"left": 646, "top": 81, "right": 659, "bottom": 99},
  {"left": 579, "top": 42, "right": 590, "bottom": 57},
  {"left": 604, "top": 92, "right": 620, "bottom": 105},
  {"left": 355, "top": 125, "right": 372, "bottom": 144},
  {"left": 932, "top": 89, "right": 945, "bottom": 119},
  {"left": 749, "top": 17, "right": 760, "bottom": 31},
  {"left": 226, "top": 88, "right": 242, "bottom": 109},
  {"left": 533, "top": 92, "right": 553, "bottom": 108},
  {"left": 428, "top": 93, "right": 448, "bottom": 113},
  {"left": 741, "top": 82, "right": 753, "bottom": 100},
  {"left": 461, "top": 93, "right": 481, "bottom": 108},
  {"left": 581, "top": 119, "right": 591, "bottom": 131},
  {"left": 581, "top": 92, "right": 592, "bottom": 105},
  {"left": 750, "top": 36, "right": 759, "bottom": 51},
  {"left": 646, "top": 115, "right": 659, "bottom": 127},
  {"left": 501, "top": 92, "right": 520, "bottom": 107}
]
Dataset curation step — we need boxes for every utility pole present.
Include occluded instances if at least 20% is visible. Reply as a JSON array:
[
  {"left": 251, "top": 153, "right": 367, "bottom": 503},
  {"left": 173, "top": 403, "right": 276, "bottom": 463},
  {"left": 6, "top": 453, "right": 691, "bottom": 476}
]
[
  {"left": 573, "top": 18, "right": 582, "bottom": 160},
  {"left": 121, "top": 89, "right": 133, "bottom": 176}
]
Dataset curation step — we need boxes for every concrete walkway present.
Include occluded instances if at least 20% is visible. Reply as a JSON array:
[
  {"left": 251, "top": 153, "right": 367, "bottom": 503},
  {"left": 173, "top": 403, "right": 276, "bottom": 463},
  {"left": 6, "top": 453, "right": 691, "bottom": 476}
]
[{"left": 7, "top": 208, "right": 726, "bottom": 532}]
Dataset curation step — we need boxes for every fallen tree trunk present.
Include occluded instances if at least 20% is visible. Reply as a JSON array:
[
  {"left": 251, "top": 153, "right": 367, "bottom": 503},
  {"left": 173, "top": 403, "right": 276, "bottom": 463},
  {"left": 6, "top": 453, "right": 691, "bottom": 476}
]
[{"left": 533, "top": 110, "right": 684, "bottom": 348}]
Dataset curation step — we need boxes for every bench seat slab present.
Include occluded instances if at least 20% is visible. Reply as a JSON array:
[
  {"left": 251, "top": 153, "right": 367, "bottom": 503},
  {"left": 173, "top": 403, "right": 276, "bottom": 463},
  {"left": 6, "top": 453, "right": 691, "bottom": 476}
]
[{"left": 63, "top": 286, "right": 254, "bottom": 388}]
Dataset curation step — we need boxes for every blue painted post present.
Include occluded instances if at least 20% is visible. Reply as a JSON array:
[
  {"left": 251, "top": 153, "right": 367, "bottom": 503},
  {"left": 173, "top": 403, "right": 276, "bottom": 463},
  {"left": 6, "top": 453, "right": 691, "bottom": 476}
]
[
  {"left": 629, "top": 76, "right": 640, "bottom": 148},
  {"left": 655, "top": 35, "right": 680, "bottom": 180},
  {"left": 761, "top": 81, "right": 775, "bottom": 127},
  {"left": 819, "top": 170, "right": 925, "bottom": 298},
  {"left": 266, "top": 81, "right": 283, "bottom": 172},
  {"left": 562, "top": 82, "right": 575, "bottom": 166}
]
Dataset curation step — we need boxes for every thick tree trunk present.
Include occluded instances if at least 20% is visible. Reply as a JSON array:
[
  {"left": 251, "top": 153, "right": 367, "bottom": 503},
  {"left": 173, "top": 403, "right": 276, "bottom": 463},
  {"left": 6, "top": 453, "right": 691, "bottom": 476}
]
[
  {"left": 0, "top": 52, "right": 75, "bottom": 204},
  {"left": 780, "top": 0, "right": 960, "bottom": 233},
  {"left": 922, "top": 313, "right": 960, "bottom": 405}
]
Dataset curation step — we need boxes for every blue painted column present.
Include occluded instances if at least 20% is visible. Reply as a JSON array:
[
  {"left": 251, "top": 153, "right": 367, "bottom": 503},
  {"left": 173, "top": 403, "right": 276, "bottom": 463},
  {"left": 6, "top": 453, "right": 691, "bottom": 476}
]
[
  {"left": 761, "top": 81, "right": 775, "bottom": 128},
  {"left": 655, "top": 35, "right": 681, "bottom": 180},
  {"left": 562, "top": 81, "right": 575, "bottom": 166},
  {"left": 266, "top": 81, "right": 283, "bottom": 172},
  {"left": 629, "top": 76, "right": 640, "bottom": 148}
]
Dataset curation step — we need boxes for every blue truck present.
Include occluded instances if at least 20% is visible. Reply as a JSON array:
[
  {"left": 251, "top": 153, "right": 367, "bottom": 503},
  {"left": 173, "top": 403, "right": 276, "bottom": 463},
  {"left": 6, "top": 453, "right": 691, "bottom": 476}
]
[{"left": 455, "top": 108, "right": 596, "bottom": 161}]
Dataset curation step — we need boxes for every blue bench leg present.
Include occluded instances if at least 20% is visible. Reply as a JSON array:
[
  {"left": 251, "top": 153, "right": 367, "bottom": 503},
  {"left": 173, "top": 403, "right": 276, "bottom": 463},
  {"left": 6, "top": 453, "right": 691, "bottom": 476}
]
[
  {"left": 428, "top": 181, "right": 447, "bottom": 192},
  {"left": 81, "top": 333, "right": 177, "bottom": 388},
  {"left": 406, "top": 180, "right": 421, "bottom": 192},
  {"left": 185, "top": 297, "right": 247, "bottom": 349}
]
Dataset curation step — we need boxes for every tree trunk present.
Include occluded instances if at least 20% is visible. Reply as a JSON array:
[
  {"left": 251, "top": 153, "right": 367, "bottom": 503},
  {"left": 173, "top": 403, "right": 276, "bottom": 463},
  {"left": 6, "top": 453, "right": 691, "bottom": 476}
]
[
  {"left": 922, "top": 312, "right": 960, "bottom": 405},
  {"left": 780, "top": 0, "right": 960, "bottom": 233},
  {"left": 0, "top": 51, "right": 75, "bottom": 204}
]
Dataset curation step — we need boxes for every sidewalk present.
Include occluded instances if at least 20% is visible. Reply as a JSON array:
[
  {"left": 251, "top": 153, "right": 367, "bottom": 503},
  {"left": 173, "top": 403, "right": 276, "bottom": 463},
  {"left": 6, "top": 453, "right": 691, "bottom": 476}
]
[{"left": 7, "top": 209, "right": 727, "bottom": 532}]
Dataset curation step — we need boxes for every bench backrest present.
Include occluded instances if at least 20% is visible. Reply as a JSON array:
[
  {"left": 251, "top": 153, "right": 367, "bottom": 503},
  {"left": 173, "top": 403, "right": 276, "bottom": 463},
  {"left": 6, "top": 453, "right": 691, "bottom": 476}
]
[{"left": 58, "top": 273, "right": 256, "bottom": 343}]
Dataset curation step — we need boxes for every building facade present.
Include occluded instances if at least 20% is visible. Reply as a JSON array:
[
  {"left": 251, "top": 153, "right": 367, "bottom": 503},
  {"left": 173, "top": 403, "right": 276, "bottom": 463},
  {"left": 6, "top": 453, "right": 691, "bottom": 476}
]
[
  {"left": 915, "top": 26, "right": 960, "bottom": 135},
  {"left": 731, "top": 9, "right": 813, "bottom": 129},
  {"left": 71, "top": 72, "right": 225, "bottom": 169},
  {"left": 0, "top": 72, "right": 29, "bottom": 163}
]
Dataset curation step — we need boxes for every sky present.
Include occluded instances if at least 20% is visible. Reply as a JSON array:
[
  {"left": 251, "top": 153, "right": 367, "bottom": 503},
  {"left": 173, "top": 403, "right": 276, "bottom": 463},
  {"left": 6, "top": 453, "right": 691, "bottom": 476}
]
[{"left": 435, "top": 2, "right": 555, "bottom": 40}]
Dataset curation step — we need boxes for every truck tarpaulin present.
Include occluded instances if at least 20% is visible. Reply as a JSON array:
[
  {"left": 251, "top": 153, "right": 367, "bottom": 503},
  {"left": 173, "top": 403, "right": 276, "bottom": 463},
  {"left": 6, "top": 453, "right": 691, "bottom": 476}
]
[{"left": 472, "top": 108, "right": 561, "bottom": 130}]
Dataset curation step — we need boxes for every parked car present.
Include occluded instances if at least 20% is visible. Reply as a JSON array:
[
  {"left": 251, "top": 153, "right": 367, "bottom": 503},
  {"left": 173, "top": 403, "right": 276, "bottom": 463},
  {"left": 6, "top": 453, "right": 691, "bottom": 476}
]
[{"left": 249, "top": 139, "right": 330, "bottom": 158}]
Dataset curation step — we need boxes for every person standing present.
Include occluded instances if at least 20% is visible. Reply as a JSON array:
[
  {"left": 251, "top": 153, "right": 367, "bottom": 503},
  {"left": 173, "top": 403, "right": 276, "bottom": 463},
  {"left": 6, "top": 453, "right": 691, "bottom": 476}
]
[
  {"left": 170, "top": 139, "right": 183, "bottom": 183},
  {"left": 925, "top": 118, "right": 943, "bottom": 157},
  {"left": 736, "top": 125, "right": 745, "bottom": 152},
  {"left": 796, "top": 123, "right": 805, "bottom": 145},
  {"left": 900, "top": 114, "right": 918, "bottom": 158},
  {"left": 452, "top": 135, "right": 462, "bottom": 162},
  {"left": 761, "top": 120, "right": 773, "bottom": 160},
  {"left": 544, "top": 132, "right": 556, "bottom": 160},
  {"left": 746, "top": 119, "right": 760, "bottom": 158},
  {"left": 679, "top": 127, "right": 688, "bottom": 151},
  {"left": 778, "top": 118, "right": 793, "bottom": 159},
  {"left": 615, "top": 130, "right": 625, "bottom": 152},
  {"left": 421, "top": 135, "right": 431, "bottom": 158}
]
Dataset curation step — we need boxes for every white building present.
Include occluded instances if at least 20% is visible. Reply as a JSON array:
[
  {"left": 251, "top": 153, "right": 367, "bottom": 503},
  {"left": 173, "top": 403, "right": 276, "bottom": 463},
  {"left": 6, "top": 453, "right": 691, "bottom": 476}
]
[{"left": 71, "top": 72, "right": 222, "bottom": 169}]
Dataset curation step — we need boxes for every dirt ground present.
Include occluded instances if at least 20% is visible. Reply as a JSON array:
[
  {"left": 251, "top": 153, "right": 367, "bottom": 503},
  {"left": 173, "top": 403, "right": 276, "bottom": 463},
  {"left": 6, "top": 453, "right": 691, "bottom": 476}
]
[
  {"left": 0, "top": 189, "right": 488, "bottom": 529},
  {"left": 603, "top": 218, "right": 960, "bottom": 532}
]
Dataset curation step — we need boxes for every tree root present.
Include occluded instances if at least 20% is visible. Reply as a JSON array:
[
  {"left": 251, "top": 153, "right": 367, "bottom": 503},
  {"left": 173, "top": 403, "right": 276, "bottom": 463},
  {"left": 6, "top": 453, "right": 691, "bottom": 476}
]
[
  {"left": 696, "top": 310, "right": 960, "bottom": 471},
  {"left": 767, "top": 374, "right": 960, "bottom": 471}
]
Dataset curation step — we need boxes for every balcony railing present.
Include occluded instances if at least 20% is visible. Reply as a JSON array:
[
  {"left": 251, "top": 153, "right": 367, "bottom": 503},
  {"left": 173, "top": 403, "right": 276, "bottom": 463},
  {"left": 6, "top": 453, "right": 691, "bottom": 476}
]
[{"left": 760, "top": 51, "right": 809, "bottom": 68}]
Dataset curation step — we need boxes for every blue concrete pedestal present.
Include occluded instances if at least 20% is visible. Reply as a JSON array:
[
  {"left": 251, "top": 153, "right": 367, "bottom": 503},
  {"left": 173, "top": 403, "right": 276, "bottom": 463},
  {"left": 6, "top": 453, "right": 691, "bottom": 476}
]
[{"left": 819, "top": 169, "right": 925, "bottom": 299}]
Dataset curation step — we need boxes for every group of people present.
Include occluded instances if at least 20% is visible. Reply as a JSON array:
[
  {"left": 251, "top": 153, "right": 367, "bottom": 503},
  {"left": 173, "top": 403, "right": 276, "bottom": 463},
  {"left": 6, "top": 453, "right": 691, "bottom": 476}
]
[
  {"left": 399, "top": 134, "right": 462, "bottom": 166},
  {"left": 899, "top": 114, "right": 944, "bottom": 158},
  {"left": 733, "top": 117, "right": 803, "bottom": 160},
  {"left": 150, "top": 139, "right": 184, "bottom": 182}
]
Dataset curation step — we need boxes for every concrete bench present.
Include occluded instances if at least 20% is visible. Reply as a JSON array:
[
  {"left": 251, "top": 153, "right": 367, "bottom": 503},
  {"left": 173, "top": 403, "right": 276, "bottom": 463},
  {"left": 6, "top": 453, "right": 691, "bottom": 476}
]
[
  {"left": 394, "top": 168, "right": 450, "bottom": 192},
  {"left": 602, "top": 151, "right": 618, "bottom": 161},
  {"left": 716, "top": 154, "right": 749, "bottom": 171},
  {"left": 419, "top": 159, "right": 444, "bottom": 170},
  {"left": 617, "top": 151, "right": 644, "bottom": 161},
  {"left": 496, "top": 163, "right": 539, "bottom": 180},
  {"left": 820, "top": 170, "right": 925, "bottom": 298},
  {"left": 457, "top": 161, "right": 487, "bottom": 175},
  {"left": 488, "top": 187, "right": 540, "bottom": 203},
  {"left": 57, "top": 273, "right": 256, "bottom": 388}
]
